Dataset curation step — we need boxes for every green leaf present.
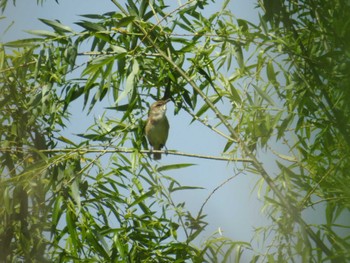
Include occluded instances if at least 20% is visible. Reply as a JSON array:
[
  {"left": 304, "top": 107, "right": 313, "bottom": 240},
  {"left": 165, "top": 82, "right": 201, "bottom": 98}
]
[
  {"left": 116, "top": 59, "right": 139, "bottom": 104},
  {"left": 113, "top": 233, "right": 127, "bottom": 260},
  {"left": 237, "top": 19, "right": 249, "bottom": 32},
  {"left": 129, "top": 190, "right": 155, "bottom": 207},
  {"left": 170, "top": 186, "right": 204, "bottom": 192},
  {"left": 222, "top": 0, "right": 230, "bottom": 10},
  {"left": 0, "top": 43, "right": 4, "bottom": 70},
  {"left": 39, "top": 18, "right": 74, "bottom": 33},
  {"left": 234, "top": 44, "right": 244, "bottom": 69},
  {"left": 24, "top": 30, "right": 59, "bottom": 37},
  {"left": 252, "top": 84, "right": 275, "bottom": 106},
  {"left": 116, "top": 15, "right": 136, "bottom": 27},
  {"left": 193, "top": 95, "right": 221, "bottom": 123},
  {"left": 127, "top": 0, "right": 139, "bottom": 16},
  {"left": 57, "top": 136, "right": 78, "bottom": 147},
  {"left": 187, "top": 225, "right": 206, "bottom": 242},
  {"left": 266, "top": 60, "right": 277, "bottom": 84},
  {"left": 277, "top": 114, "right": 293, "bottom": 140},
  {"left": 76, "top": 20, "right": 105, "bottom": 31},
  {"left": 229, "top": 83, "right": 242, "bottom": 104},
  {"left": 71, "top": 179, "right": 81, "bottom": 212},
  {"left": 66, "top": 209, "right": 78, "bottom": 250},
  {"left": 157, "top": 163, "right": 196, "bottom": 172},
  {"left": 197, "top": 67, "right": 221, "bottom": 98},
  {"left": 52, "top": 195, "right": 63, "bottom": 227},
  {"left": 86, "top": 229, "right": 109, "bottom": 258},
  {"left": 223, "top": 140, "right": 234, "bottom": 152},
  {"left": 79, "top": 13, "right": 106, "bottom": 19},
  {"left": 4, "top": 38, "right": 42, "bottom": 47}
]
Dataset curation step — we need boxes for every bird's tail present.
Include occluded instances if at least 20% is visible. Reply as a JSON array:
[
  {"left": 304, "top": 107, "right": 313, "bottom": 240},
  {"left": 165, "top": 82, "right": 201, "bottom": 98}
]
[{"left": 153, "top": 152, "right": 161, "bottom": 160}]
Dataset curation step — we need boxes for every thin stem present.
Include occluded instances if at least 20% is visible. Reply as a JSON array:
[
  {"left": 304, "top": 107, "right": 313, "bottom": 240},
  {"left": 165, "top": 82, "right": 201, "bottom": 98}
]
[{"left": 0, "top": 147, "right": 252, "bottom": 162}]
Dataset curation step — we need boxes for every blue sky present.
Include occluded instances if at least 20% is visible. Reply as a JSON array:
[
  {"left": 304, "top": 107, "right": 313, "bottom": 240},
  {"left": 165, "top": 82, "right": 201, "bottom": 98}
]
[{"left": 2, "top": 0, "right": 270, "bottom": 258}]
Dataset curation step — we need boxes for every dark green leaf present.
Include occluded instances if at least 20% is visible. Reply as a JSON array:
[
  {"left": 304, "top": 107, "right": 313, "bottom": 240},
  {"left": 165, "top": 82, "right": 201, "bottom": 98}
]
[
  {"left": 75, "top": 20, "right": 105, "bottom": 31},
  {"left": 116, "top": 16, "right": 136, "bottom": 27}
]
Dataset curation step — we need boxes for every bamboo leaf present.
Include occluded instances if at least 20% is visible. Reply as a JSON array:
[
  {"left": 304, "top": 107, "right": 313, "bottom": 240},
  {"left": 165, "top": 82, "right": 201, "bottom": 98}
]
[
  {"left": 252, "top": 84, "right": 275, "bottom": 106},
  {"left": 116, "top": 15, "right": 136, "bottom": 27},
  {"left": 171, "top": 186, "right": 204, "bottom": 192},
  {"left": 71, "top": 179, "right": 81, "bottom": 212},
  {"left": 52, "top": 195, "right": 63, "bottom": 226},
  {"left": 76, "top": 20, "right": 105, "bottom": 31},
  {"left": 57, "top": 136, "right": 78, "bottom": 146},
  {"left": 5, "top": 38, "right": 42, "bottom": 47},
  {"left": 234, "top": 44, "right": 244, "bottom": 69},
  {"left": 116, "top": 59, "right": 139, "bottom": 104},
  {"left": 0, "top": 43, "right": 4, "bottom": 70},
  {"left": 24, "top": 29, "right": 59, "bottom": 37},
  {"left": 266, "top": 60, "right": 277, "bottom": 84},
  {"left": 229, "top": 83, "right": 242, "bottom": 104},
  {"left": 129, "top": 190, "right": 155, "bottom": 207},
  {"left": 39, "top": 18, "right": 74, "bottom": 33},
  {"left": 157, "top": 163, "right": 196, "bottom": 172}
]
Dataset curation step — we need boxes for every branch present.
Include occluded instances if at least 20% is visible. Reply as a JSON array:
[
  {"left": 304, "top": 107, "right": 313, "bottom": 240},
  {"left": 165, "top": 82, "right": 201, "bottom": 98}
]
[
  {"left": 198, "top": 173, "right": 241, "bottom": 217},
  {"left": 0, "top": 147, "right": 252, "bottom": 162}
]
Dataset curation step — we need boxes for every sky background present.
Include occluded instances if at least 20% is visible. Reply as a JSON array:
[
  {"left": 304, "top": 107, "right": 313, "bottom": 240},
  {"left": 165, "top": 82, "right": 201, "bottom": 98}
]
[{"left": 2, "top": 0, "right": 275, "bottom": 259}]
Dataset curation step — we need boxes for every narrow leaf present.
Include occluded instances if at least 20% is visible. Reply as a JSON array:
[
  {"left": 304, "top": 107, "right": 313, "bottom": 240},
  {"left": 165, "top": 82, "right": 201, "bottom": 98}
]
[
  {"left": 116, "top": 60, "right": 139, "bottom": 104},
  {"left": 76, "top": 20, "right": 105, "bottom": 31},
  {"left": 157, "top": 163, "right": 196, "bottom": 172},
  {"left": 116, "top": 16, "right": 136, "bottom": 27},
  {"left": 57, "top": 136, "right": 78, "bottom": 146},
  {"left": 5, "top": 38, "right": 42, "bottom": 47},
  {"left": 171, "top": 186, "right": 204, "bottom": 192},
  {"left": 129, "top": 190, "right": 155, "bottom": 207},
  {"left": 267, "top": 60, "right": 277, "bottom": 84},
  {"left": 252, "top": 84, "right": 275, "bottom": 106},
  {"left": 71, "top": 180, "right": 81, "bottom": 212},
  {"left": 24, "top": 30, "right": 59, "bottom": 37},
  {"left": 39, "top": 18, "right": 74, "bottom": 33}
]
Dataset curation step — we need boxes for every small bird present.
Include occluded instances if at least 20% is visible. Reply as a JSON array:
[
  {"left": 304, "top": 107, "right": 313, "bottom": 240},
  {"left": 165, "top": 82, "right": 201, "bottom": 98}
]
[{"left": 145, "top": 99, "right": 170, "bottom": 160}]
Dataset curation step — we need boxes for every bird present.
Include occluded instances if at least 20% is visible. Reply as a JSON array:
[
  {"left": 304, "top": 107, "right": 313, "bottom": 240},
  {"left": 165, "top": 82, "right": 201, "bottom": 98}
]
[{"left": 145, "top": 99, "right": 170, "bottom": 160}]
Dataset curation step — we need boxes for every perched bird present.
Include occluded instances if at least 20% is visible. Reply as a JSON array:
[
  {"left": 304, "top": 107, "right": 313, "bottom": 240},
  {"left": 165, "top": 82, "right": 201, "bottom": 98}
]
[{"left": 145, "top": 99, "right": 170, "bottom": 160}]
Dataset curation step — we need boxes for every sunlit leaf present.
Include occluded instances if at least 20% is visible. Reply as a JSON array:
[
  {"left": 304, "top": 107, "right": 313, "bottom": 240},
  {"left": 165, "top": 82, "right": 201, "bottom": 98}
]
[
  {"left": 24, "top": 30, "right": 59, "bottom": 37},
  {"left": 116, "top": 59, "right": 139, "bottom": 104},
  {"left": 252, "top": 84, "right": 275, "bottom": 106},
  {"left": 4, "top": 38, "right": 42, "bottom": 47}
]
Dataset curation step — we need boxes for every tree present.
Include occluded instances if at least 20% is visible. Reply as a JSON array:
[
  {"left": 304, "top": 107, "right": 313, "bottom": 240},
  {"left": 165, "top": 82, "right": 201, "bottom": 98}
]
[{"left": 1, "top": 0, "right": 349, "bottom": 262}]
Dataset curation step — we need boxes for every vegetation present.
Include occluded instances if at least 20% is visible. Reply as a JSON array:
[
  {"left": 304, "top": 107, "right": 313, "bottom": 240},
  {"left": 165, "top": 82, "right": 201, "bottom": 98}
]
[{"left": 1, "top": 0, "right": 350, "bottom": 261}]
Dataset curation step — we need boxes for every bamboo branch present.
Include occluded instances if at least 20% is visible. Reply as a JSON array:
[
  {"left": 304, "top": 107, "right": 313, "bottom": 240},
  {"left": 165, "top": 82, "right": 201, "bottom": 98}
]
[{"left": 0, "top": 147, "right": 252, "bottom": 162}]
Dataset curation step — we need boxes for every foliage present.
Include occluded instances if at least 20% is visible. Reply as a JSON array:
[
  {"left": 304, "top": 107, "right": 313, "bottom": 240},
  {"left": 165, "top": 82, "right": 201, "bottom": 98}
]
[{"left": 1, "top": 0, "right": 350, "bottom": 262}]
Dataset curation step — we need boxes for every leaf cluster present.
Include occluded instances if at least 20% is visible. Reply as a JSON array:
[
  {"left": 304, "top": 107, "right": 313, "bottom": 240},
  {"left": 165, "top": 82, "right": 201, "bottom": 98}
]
[{"left": 1, "top": 0, "right": 350, "bottom": 262}]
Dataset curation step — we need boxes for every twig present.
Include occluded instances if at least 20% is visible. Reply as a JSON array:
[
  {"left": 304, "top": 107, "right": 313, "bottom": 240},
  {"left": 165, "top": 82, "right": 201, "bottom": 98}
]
[
  {"left": 198, "top": 173, "right": 241, "bottom": 217},
  {"left": 0, "top": 147, "right": 251, "bottom": 163}
]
